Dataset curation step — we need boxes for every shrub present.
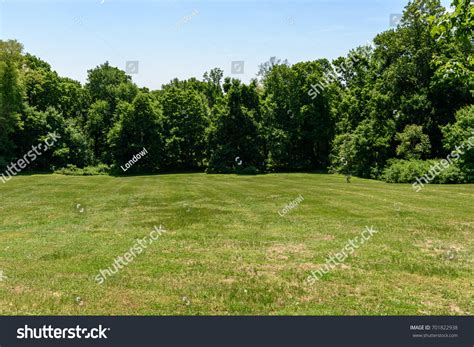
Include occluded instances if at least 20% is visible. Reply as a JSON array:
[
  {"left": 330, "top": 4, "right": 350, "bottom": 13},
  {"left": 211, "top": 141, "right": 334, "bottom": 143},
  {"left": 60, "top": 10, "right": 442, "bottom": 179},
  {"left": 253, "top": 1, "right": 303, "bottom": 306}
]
[
  {"left": 55, "top": 164, "right": 110, "bottom": 176},
  {"left": 381, "top": 159, "right": 467, "bottom": 184},
  {"left": 382, "top": 159, "right": 430, "bottom": 183},
  {"left": 330, "top": 119, "right": 393, "bottom": 178},
  {"left": 437, "top": 164, "right": 467, "bottom": 184},
  {"left": 441, "top": 105, "right": 474, "bottom": 178}
]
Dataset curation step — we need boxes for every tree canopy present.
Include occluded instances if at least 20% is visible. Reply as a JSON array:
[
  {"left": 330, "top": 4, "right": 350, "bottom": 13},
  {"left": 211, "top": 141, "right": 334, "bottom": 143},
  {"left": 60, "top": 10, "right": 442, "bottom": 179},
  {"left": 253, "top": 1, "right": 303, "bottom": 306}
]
[{"left": 0, "top": 0, "right": 472, "bottom": 182}]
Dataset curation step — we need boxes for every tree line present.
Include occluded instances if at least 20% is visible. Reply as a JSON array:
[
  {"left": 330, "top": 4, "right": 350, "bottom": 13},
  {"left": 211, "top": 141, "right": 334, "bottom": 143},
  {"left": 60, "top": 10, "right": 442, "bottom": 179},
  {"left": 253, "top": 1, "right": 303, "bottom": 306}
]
[{"left": 0, "top": 0, "right": 472, "bottom": 182}]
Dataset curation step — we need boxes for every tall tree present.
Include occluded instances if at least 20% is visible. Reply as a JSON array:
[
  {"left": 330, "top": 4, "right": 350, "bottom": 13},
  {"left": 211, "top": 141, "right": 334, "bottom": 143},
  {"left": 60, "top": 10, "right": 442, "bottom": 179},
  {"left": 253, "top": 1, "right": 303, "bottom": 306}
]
[
  {"left": 108, "top": 92, "right": 164, "bottom": 173},
  {"left": 161, "top": 87, "right": 210, "bottom": 170},
  {"left": 207, "top": 79, "right": 264, "bottom": 173},
  {"left": 0, "top": 40, "right": 24, "bottom": 168},
  {"left": 262, "top": 60, "right": 335, "bottom": 170},
  {"left": 84, "top": 62, "right": 138, "bottom": 163}
]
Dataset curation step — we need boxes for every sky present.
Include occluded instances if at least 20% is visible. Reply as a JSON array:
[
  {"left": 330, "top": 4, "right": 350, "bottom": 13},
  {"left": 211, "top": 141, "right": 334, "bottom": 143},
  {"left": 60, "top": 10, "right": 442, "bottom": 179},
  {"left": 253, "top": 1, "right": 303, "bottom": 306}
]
[{"left": 0, "top": 0, "right": 452, "bottom": 89}]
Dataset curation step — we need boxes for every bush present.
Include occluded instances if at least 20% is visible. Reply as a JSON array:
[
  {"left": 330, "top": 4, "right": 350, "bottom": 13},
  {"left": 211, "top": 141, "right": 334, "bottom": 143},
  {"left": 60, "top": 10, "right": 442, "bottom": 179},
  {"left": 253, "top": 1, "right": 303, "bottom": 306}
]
[
  {"left": 441, "top": 105, "right": 474, "bottom": 177},
  {"left": 382, "top": 159, "right": 430, "bottom": 183},
  {"left": 55, "top": 164, "right": 110, "bottom": 176},
  {"left": 329, "top": 119, "right": 393, "bottom": 179},
  {"left": 381, "top": 159, "right": 467, "bottom": 184},
  {"left": 437, "top": 164, "right": 467, "bottom": 184}
]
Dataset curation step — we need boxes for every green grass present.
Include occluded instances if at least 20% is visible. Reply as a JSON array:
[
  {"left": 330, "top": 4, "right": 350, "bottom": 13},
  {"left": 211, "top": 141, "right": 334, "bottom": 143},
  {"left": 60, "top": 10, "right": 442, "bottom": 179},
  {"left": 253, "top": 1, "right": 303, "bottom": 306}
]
[{"left": 0, "top": 173, "right": 472, "bottom": 315}]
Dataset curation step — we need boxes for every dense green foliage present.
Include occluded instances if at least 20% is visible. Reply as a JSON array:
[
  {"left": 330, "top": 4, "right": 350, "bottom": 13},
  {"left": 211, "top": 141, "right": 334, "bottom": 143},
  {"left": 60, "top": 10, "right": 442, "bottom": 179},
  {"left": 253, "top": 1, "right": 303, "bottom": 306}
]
[
  {"left": 382, "top": 158, "right": 467, "bottom": 183},
  {"left": 0, "top": 0, "right": 472, "bottom": 182}
]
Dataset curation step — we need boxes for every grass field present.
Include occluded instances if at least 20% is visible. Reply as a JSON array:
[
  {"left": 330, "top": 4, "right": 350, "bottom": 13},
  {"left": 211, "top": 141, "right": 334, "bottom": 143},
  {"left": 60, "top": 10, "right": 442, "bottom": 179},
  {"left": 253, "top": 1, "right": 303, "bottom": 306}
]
[{"left": 0, "top": 173, "right": 472, "bottom": 315}]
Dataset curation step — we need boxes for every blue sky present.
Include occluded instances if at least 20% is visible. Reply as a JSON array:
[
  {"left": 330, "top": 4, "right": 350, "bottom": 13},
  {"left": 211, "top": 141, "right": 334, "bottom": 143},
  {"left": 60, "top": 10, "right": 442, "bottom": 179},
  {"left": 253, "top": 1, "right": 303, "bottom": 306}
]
[{"left": 0, "top": 0, "right": 451, "bottom": 89}]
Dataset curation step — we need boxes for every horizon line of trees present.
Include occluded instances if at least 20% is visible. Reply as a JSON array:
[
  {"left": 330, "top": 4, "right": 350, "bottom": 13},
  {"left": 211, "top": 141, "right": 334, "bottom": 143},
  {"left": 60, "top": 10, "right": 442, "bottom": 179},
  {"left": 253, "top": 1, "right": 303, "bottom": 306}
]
[{"left": 0, "top": 0, "right": 473, "bottom": 182}]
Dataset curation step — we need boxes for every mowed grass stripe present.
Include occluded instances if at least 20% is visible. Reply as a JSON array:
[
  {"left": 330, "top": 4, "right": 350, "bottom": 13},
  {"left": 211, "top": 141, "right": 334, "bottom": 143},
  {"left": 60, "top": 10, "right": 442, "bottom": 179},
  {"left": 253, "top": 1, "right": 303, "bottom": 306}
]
[{"left": 0, "top": 173, "right": 472, "bottom": 315}]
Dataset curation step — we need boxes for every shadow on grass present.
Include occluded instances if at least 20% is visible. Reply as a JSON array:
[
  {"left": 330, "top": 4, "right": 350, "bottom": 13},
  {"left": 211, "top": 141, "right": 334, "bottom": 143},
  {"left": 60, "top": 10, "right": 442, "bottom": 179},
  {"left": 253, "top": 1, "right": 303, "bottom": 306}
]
[{"left": 14, "top": 168, "right": 332, "bottom": 178}]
